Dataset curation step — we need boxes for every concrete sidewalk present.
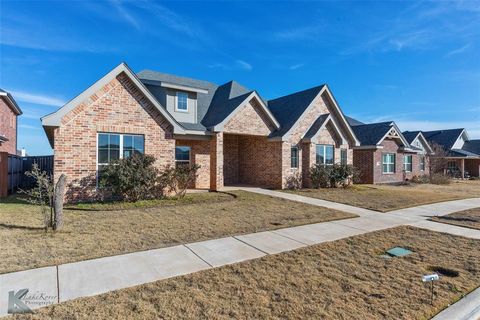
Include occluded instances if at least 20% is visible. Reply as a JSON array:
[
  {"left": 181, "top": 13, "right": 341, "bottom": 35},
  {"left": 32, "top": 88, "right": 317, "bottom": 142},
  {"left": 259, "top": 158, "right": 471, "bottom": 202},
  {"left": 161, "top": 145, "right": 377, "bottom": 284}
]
[{"left": 1, "top": 189, "right": 479, "bottom": 318}]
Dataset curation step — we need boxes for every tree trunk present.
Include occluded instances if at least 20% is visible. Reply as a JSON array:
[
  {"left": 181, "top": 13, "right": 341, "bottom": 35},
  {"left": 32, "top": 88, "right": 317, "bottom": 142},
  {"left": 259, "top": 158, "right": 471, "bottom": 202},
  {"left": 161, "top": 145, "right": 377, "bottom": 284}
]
[{"left": 53, "top": 174, "right": 66, "bottom": 231}]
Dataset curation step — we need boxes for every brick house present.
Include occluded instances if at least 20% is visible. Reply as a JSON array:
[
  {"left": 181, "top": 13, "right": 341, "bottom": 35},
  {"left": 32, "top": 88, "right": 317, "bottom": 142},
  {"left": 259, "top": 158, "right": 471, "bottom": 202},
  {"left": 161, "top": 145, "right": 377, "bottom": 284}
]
[
  {"left": 412, "top": 128, "right": 480, "bottom": 178},
  {"left": 0, "top": 89, "right": 22, "bottom": 155},
  {"left": 41, "top": 62, "right": 360, "bottom": 202},
  {"left": 348, "top": 120, "right": 432, "bottom": 184}
]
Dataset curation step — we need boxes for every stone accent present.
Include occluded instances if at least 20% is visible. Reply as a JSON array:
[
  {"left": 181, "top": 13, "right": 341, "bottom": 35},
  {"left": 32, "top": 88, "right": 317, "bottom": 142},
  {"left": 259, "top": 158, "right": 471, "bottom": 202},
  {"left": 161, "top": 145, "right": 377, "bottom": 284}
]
[
  {"left": 54, "top": 72, "right": 175, "bottom": 202},
  {"left": 0, "top": 98, "right": 17, "bottom": 154},
  {"left": 175, "top": 139, "right": 211, "bottom": 189}
]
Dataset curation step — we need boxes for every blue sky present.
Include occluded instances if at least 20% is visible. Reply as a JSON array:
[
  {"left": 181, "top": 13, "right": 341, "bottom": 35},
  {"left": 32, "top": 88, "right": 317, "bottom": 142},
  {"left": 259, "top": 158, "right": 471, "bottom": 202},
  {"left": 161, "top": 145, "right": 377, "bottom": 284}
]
[{"left": 1, "top": 1, "right": 479, "bottom": 155}]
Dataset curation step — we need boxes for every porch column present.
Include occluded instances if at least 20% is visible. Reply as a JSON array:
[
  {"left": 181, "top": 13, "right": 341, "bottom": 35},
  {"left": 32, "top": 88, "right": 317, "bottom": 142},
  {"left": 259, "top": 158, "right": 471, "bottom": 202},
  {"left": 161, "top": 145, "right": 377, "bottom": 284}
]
[
  {"left": 210, "top": 132, "right": 224, "bottom": 190},
  {"left": 461, "top": 158, "right": 465, "bottom": 179}
]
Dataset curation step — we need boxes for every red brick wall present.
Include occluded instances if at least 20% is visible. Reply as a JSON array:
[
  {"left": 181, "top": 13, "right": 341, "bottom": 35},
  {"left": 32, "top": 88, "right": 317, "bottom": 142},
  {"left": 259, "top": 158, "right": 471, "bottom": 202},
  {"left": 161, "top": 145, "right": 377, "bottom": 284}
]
[
  {"left": 175, "top": 139, "right": 211, "bottom": 189},
  {"left": 55, "top": 72, "right": 175, "bottom": 202},
  {"left": 353, "top": 149, "right": 375, "bottom": 184},
  {"left": 354, "top": 139, "right": 430, "bottom": 184},
  {"left": 223, "top": 100, "right": 275, "bottom": 136},
  {"left": 0, "top": 98, "right": 17, "bottom": 154}
]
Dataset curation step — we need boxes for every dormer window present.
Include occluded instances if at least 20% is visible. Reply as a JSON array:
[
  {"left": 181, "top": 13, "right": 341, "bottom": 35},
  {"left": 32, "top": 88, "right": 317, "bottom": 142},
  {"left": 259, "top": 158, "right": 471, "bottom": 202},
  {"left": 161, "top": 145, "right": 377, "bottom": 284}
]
[{"left": 176, "top": 92, "right": 188, "bottom": 112}]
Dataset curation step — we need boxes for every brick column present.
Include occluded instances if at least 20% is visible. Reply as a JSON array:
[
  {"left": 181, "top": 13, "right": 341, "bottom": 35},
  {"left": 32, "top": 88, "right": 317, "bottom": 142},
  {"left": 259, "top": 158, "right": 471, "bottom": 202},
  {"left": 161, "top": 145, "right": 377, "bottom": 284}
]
[{"left": 210, "top": 132, "right": 224, "bottom": 190}]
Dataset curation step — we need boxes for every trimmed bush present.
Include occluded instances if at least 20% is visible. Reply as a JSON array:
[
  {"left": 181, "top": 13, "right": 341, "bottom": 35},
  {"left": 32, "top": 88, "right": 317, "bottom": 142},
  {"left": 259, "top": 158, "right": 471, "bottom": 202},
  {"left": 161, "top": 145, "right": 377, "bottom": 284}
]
[
  {"left": 161, "top": 164, "right": 201, "bottom": 198},
  {"left": 285, "top": 171, "right": 303, "bottom": 190},
  {"left": 99, "top": 153, "right": 162, "bottom": 202},
  {"left": 310, "top": 164, "right": 360, "bottom": 188}
]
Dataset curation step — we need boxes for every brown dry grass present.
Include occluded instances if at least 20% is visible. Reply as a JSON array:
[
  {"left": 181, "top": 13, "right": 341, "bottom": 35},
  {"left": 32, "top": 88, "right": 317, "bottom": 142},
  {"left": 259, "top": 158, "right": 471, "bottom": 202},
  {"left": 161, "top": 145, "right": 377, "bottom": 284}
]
[
  {"left": 13, "top": 226, "right": 480, "bottom": 320},
  {"left": 0, "top": 190, "right": 354, "bottom": 274},
  {"left": 285, "top": 180, "right": 480, "bottom": 212},
  {"left": 431, "top": 207, "right": 480, "bottom": 230}
]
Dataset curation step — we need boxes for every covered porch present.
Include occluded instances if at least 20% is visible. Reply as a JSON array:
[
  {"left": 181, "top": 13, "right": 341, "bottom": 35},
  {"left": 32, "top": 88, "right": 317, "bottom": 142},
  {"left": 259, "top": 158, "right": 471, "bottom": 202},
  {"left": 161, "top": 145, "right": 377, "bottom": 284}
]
[
  {"left": 220, "top": 133, "right": 282, "bottom": 188},
  {"left": 446, "top": 158, "right": 480, "bottom": 179}
]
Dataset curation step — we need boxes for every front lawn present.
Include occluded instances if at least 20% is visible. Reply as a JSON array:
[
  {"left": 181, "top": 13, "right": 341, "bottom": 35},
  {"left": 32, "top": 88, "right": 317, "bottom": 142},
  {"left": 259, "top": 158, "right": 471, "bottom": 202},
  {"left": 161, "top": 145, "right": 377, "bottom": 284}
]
[
  {"left": 0, "top": 190, "right": 354, "bottom": 274},
  {"left": 431, "top": 207, "right": 480, "bottom": 230},
  {"left": 285, "top": 180, "right": 480, "bottom": 212},
  {"left": 17, "top": 226, "right": 480, "bottom": 320}
]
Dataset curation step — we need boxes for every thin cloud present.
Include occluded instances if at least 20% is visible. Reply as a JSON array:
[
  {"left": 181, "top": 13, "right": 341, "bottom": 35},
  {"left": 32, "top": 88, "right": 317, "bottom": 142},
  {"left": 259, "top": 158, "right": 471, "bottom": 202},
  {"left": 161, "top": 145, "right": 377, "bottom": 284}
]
[
  {"left": 274, "top": 25, "right": 323, "bottom": 41},
  {"left": 109, "top": 0, "right": 140, "bottom": 30},
  {"left": 236, "top": 60, "right": 253, "bottom": 71},
  {"left": 289, "top": 63, "right": 305, "bottom": 70},
  {"left": 445, "top": 43, "right": 471, "bottom": 57},
  {"left": 8, "top": 90, "right": 65, "bottom": 107},
  {"left": 18, "top": 124, "right": 40, "bottom": 130}
]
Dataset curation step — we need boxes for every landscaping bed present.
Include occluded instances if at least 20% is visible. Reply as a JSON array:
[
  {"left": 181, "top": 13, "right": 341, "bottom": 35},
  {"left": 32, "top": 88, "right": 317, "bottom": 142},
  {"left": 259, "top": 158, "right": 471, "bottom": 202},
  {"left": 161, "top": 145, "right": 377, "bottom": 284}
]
[
  {"left": 0, "top": 190, "right": 354, "bottom": 274},
  {"left": 15, "top": 226, "right": 480, "bottom": 319},
  {"left": 431, "top": 207, "right": 480, "bottom": 230},
  {"left": 285, "top": 180, "right": 480, "bottom": 212}
]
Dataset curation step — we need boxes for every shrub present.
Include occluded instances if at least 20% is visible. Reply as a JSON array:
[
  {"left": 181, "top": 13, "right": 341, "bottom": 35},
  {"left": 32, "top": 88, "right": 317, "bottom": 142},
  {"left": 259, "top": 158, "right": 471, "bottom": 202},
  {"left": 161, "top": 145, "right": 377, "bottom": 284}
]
[
  {"left": 429, "top": 173, "right": 451, "bottom": 185},
  {"left": 310, "top": 164, "right": 360, "bottom": 188},
  {"left": 410, "top": 175, "right": 430, "bottom": 184},
  {"left": 310, "top": 164, "right": 332, "bottom": 188},
  {"left": 161, "top": 164, "right": 201, "bottom": 198},
  {"left": 285, "top": 171, "right": 302, "bottom": 190},
  {"left": 99, "top": 153, "right": 161, "bottom": 202}
]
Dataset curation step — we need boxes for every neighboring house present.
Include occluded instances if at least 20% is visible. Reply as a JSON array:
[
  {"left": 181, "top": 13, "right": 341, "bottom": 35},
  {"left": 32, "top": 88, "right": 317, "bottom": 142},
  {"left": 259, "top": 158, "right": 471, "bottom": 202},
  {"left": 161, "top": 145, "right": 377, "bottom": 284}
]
[
  {"left": 415, "top": 128, "right": 480, "bottom": 178},
  {"left": 348, "top": 120, "right": 431, "bottom": 184},
  {"left": 41, "top": 62, "right": 359, "bottom": 202},
  {"left": 0, "top": 89, "right": 22, "bottom": 155}
]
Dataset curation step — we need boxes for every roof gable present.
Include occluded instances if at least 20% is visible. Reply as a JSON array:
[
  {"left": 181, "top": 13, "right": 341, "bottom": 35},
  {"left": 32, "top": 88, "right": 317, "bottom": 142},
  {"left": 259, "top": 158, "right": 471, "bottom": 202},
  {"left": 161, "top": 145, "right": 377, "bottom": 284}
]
[
  {"left": 352, "top": 121, "right": 409, "bottom": 147},
  {"left": 422, "top": 128, "right": 465, "bottom": 150},
  {"left": 268, "top": 85, "right": 359, "bottom": 145},
  {"left": 268, "top": 85, "right": 325, "bottom": 138},
  {"left": 42, "top": 63, "right": 184, "bottom": 135}
]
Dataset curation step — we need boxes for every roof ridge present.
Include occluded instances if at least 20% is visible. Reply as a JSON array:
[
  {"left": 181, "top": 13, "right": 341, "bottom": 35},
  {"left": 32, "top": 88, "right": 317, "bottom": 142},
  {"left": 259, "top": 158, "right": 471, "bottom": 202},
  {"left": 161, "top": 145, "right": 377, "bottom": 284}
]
[
  {"left": 137, "top": 69, "right": 218, "bottom": 87},
  {"left": 268, "top": 84, "right": 325, "bottom": 103}
]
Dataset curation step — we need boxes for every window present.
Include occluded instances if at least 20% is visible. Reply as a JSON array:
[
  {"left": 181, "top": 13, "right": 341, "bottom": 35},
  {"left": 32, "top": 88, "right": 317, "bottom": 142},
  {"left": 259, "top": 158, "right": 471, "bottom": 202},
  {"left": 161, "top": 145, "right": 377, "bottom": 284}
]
[
  {"left": 420, "top": 155, "right": 425, "bottom": 171},
  {"left": 290, "top": 147, "right": 299, "bottom": 168},
  {"left": 175, "top": 146, "right": 191, "bottom": 167},
  {"left": 382, "top": 153, "right": 395, "bottom": 174},
  {"left": 176, "top": 92, "right": 188, "bottom": 111},
  {"left": 97, "top": 133, "right": 144, "bottom": 175},
  {"left": 447, "top": 161, "right": 457, "bottom": 170},
  {"left": 403, "top": 155, "right": 412, "bottom": 172},
  {"left": 340, "top": 149, "right": 347, "bottom": 165},
  {"left": 316, "top": 144, "right": 334, "bottom": 165}
]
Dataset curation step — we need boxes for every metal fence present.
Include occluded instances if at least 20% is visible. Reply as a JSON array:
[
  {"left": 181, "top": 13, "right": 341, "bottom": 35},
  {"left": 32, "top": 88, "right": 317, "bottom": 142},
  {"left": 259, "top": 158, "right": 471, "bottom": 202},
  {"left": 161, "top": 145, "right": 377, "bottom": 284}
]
[{"left": 7, "top": 155, "right": 54, "bottom": 194}]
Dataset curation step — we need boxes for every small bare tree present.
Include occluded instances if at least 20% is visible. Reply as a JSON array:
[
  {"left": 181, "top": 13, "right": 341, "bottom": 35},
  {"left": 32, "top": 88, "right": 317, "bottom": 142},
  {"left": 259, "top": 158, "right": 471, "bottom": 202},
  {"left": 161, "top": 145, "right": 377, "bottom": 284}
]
[
  {"left": 428, "top": 143, "right": 449, "bottom": 175},
  {"left": 21, "top": 164, "right": 67, "bottom": 231}
]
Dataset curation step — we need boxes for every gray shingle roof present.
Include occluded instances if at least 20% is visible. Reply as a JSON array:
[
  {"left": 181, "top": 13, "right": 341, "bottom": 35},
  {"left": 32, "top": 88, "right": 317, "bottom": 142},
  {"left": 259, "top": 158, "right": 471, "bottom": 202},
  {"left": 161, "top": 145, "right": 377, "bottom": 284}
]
[
  {"left": 402, "top": 131, "right": 421, "bottom": 144},
  {"left": 422, "top": 128, "right": 464, "bottom": 150},
  {"left": 462, "top": 140, "right": 480, "bottom": 155},
  {"left": 450, "top": 149, "right": 479, "bottom": 157},
  {"left": 201, "top": 81, "right": 252, "bottom": 128},
  {"left": 303, "top": 114, "right": 330, "bottom": 139},
  {"left": 345, "top": 116, "right": 364, "bottom": 126},
  {"left": 350, "top": 121, "right": 393, "bottom": 146},
  {"left": 267, "top": 85, "right": 325, "bottom": 138},
  {"left": 137, "top": 70, "right": 255, "bottom": 131}
]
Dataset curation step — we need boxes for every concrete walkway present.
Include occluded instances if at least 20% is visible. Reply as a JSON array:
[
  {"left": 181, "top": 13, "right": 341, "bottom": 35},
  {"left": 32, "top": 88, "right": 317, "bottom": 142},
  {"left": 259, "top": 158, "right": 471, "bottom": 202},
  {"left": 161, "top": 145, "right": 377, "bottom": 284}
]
[{"left": 1, "top": 189, "right": 480, "bottom": 318}]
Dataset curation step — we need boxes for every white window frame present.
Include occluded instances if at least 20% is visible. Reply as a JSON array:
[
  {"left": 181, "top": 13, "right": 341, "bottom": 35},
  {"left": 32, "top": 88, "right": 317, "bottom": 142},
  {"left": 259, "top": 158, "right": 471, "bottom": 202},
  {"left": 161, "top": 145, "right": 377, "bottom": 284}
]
[
  {"left": 175, "top": 146, "right": 191, "bottom": 165},
  {"left": 175, "top": 91, "right": 189, "bottom": 112},
  {"left": 316, "top": 144, "right": 334, "bottom": 165},
  {"left": 382, "top": 153, "right": 395, "bottom": 174},
  {"left": 403, "top": 155, "right": 412, "bottom": 172},
  {"left": 290, "top": 146, "right": 299, "bottom": 168},
  {"left": 96, "top": 132, "right": 145, "bottom": 185}
]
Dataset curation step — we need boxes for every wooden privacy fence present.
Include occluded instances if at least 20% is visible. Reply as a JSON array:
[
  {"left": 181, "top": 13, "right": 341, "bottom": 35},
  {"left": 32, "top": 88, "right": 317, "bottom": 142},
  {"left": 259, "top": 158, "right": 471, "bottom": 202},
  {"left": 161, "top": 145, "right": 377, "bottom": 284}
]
[{"left": 0, "top": 152, "right": 54, "bottom": 197}]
